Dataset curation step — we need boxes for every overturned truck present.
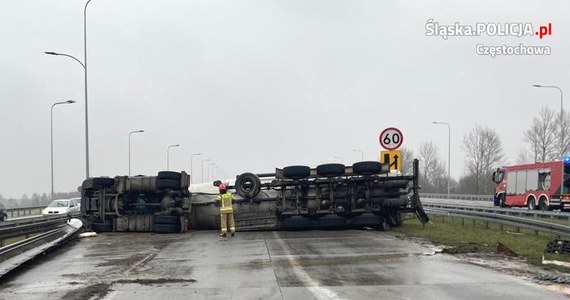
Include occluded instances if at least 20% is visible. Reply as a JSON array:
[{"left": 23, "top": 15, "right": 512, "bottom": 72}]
[
  {"left": 80, "top": 171, "right": 192, "bottom": 233},
  {"left": 80, "top": 160, "right": 429, "bottom": 232},
  {"left": 192, "top": 159, "right": 429, "bottom": 231}
]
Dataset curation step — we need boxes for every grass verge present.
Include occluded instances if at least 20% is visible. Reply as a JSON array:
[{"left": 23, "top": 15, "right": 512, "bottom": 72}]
[{"left": 392, "top": 213, "right": 570, "bottom": 273}]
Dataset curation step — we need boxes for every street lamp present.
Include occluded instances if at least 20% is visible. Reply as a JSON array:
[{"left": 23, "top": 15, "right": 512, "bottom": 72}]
[
  {"left": 190, "top": 153, "right": 201, "bottom": 184},
  {"left": 352, "top": 149, "right": 364, "bottom": 161},
  {"left": 51, "top": 100, "right": 76, "bottom": 200},
  {"left": 334, "top": 156, "right": 344, "bottom": 163},
  {"left": 207, "top": 163, "right": 215, "bottom": 182},
  {"left": 45, "top": 0, "right": 94, "bottom": 179},
  {"left": 432, "top": 121, "right": 451, "bottom": 197},
  {"left": 533, "top": 84, "right": 565, "bottom": 156},
  {"left": 128, "top": 130, "right": 145, "bottom": 176},
  {"left": 534, "top": 84, "right": 565, "bottom": 195},
  {"left": 201, "top": 159, "right": 211, "bottom": 183},
  {"left": 166, "top": 144, "right": 180, "bottom": 171}
]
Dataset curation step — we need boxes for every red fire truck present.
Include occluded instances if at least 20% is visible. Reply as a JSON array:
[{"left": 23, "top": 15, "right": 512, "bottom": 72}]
[{"left": 492, "top": 159, "right": 570, "bottom": 211}]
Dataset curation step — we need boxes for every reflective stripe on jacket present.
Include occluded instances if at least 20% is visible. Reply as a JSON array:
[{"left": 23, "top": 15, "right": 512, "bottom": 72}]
[{"left": 218, "top": 193, "right": 233, "bottom": 213}]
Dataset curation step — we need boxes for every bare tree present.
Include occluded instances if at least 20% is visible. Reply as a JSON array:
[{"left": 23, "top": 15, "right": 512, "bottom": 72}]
[
  {"left": 418, "top": 141, "right": 446, "bottom": 192},
  {"left": 399, "top": 146, "right": 414, "bottom": 175},
  {"left": 516, "top": 147, "right": 533, "bottom": 165},
  {"left": 462, "top": 125, "right": 504, "bottom": 194},
  {"left": 524, "top": 106, "right": 558, "bottom": 162}
]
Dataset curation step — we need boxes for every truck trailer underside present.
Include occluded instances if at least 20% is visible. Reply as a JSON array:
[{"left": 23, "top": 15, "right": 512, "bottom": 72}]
[{"left": 80, "top": 160, "right": 429, "bottom": 233}]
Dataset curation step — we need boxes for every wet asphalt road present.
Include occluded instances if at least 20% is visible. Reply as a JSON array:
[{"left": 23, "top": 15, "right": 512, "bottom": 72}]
[{"left": 0, "top": 229, "right": 566, "bottom": 300}]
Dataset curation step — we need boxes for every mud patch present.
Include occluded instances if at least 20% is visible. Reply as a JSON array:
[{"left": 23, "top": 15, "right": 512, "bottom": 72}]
[
  {"left": 64, "top": 282, "right": 113, "bottom": 300},
  {"left": 115, "top": 277, "right": 196, "bottom": 286},
  {"left": 63, "top": 278, "right": 196, "bottom": 299},
  {"left": 441, "top": 243, "right": 481, "bottom": 254}
]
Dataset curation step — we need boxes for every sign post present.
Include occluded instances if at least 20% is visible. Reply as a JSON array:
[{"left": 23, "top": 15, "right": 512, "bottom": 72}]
[{"left": 379, "top": 127, "right": 404, "bottom": 171}]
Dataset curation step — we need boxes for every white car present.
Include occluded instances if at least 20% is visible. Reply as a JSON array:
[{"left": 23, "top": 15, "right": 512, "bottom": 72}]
[{"left": 42, "top": 198, "right": 81, "bottom": 216}]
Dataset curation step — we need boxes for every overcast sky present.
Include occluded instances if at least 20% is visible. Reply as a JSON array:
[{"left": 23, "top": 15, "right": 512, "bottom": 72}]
[{"left": 0, "top": 0, "right": 568, "bottom": 199}]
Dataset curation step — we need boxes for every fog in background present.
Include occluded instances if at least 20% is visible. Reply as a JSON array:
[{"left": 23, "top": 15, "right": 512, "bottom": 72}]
[{"left": 0, "top": 0, "right": 568, "bottom": 199}]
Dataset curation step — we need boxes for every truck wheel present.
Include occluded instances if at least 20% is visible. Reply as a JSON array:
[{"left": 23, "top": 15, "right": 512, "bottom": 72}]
[
  {"left": 0, "top": 214, "right": 5, "bottom": 222},
  {"left": 498, "top": 194, "right": 506, "bottom": 208},
  {"left": 154, "top": 223, "right": 181, "bottom": 233},
  {"left": 158, "top": 171, "right": 181, "bottom": 180},
  {"left": 527, "top": 198, "right": 536, "bottom": 210},
  {"left": 156, "top": 179, "right": 180, "bottom": 190},
  {"left": 235, "top": 172, "right": 261, "bottom": 198},
  {"left": 539, "top": 197, "right": 550, "bottom": 211},
  {"left": 82, "top": 177, "right": 115, "bottom": 190},
  {"left": 283, "top": 166, "right": 311, "bottom": 179},
  {"left": 388, "top": 212, "right": 404, "bottom": 227},
  {"left": 317, "top": 215, "right": 347, "bottom": 229},
  {"left": 316, "top": 163, "right": 345, "bottom": 177},
  {"left": 351, "top": 213, "right": 382, "bottom": 227},
  {"left": 281, "top": 216, "right": 312, "bottom": 230},
  {"left": 352, "top": 161, "right": 383, "bottom": 175},
  {"left": 154, "top": 214, "right": 180, "bottom": 225}
]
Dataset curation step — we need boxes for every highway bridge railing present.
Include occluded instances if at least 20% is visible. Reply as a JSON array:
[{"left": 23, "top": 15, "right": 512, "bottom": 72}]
[
  {"left": 421, "top": 193, "right": 493, "bottom": 202},
  {"left": 5, "top": 206, "right": 44, "bottom": 218}
]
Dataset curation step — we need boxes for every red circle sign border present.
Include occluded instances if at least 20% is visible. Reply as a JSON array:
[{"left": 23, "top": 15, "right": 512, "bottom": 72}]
[{"left": 379, "top": 127, "right": 403, "bottom": 150}]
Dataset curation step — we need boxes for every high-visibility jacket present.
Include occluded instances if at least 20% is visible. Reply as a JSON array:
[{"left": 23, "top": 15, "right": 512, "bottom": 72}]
[{"left": 217, "top": 193, "right": 233, "bottom": 213}]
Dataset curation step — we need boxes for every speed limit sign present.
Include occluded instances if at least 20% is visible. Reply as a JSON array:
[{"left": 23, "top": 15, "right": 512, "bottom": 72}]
[{"left": 379, "top": 127, "right": 403, "bottom": 150}]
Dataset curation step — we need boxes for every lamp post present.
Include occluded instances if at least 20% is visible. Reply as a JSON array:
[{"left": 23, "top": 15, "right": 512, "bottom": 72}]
[
  {"left": 432, "top": 121, "right": 451, "bottom": 197},
  {"left": 51, "top": 100, "right": 76, "bottom": 200},
  {"left": 207, "top": 163, "right": 215, "bottom": 182},
  {"left": 534, "top": 84, "right": 565, "bottom": 194},
  {"left": 166, "top": 144, "right": 180, "bottom": 171},
  {"left": 352, "top": 149, "right": 364, "bottom": 161},
  {"left": 190, "top": 153, "right": 201, "bottom": 184},
  {"left": 128, "top": 130, "right": 145, "bottom": 176},
  {"left": 45, "top": 0, "right": 94, "bottom": 179},
  {"left": 201, "top": 159, "right": 211, "bottom": 183},
  {"left": 334, "top": 156, "right": 344, "bottom": 163}
]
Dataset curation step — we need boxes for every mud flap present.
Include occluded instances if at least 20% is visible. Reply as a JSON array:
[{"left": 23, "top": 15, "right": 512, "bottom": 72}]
[{"left": 412, "top": 159, "right": 429, "bottom": 224}]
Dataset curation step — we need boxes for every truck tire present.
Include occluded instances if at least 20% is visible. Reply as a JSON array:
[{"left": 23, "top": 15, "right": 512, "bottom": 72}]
[
  {"left": 154, "top": 223, "right": 181, "bottom": 233},
  {"left": 0, "top": 214, "right": 6, "bottom": 222},
  {"left": 351, "top": 213, "right": 382, "bottom": 227},
  {"left": 316, "top": 163, "right": 345, "bottom": 177},
  {"left": 281, "top": 216, "right": 312, "bottom": 230},
  {"left": 498, "top": 194, "right": 506, "bottom": 208},
  {"left": 317, "top": 215, "right": 347, "bottom": 229},
  {"left": 527, "top": 198, "right": 536, "bottom": 210},
  {"left": 283, "top": 166, "right": 311, "bottom": 179},
  {"left": 539, "top": 197, "right": 550, "bottom": 211},
  {"left": 91, "top": 222, "right": 113, "bottom": 232},
  {"left": 158, "top": 171, "right": 181, "bottom": 180},
  {"left": 352, "top": 161, "right": 383, "bottom": 175},
  {"left": 154, "top": 214, "right": 180, "bottom": 225},
  {"left": 387, "top": 212, "right": 404, "bottom": 227},
  {"left": 82, "top": 177, "right": 115, "bottom": 190},
  {"left": 156, "top": 179, "right": 180, "bottom": 190},
  {"left": 235, "top": 172, "right": 261, "bottom": 198}
]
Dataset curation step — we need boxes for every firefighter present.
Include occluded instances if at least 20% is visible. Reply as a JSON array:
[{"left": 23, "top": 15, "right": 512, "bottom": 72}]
[{"left": 217, "top": 183, "right": 235, "bottom": 237}]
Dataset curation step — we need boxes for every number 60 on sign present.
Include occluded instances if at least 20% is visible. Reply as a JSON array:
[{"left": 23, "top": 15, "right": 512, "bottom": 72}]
[{"left": 379, "top": 127, "right": 403, "bottom": 150}]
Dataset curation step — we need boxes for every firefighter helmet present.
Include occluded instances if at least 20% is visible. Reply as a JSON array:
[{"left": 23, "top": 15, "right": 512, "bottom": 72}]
[{"left": 219, "top": 183, "right": 228, "bottom": 193}]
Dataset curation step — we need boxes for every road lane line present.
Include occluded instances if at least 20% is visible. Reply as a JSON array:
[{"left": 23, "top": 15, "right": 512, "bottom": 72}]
[{"left": 271, "top": 231, "right": 344, "bottom": 300}]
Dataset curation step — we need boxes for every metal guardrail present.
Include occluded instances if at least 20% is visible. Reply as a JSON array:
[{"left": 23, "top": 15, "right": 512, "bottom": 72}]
[
  {"left": 0, "top": 219, "right": 83, "bottom": 278},
  {"left": 421, "top": 193, "right": 493, "bottom": 201},
  {"left": 0, "top": 216, "right": 69, "bottom": 246},
  {"left": 425, "top": 202, "right": 570, "bottom": 224},
  {"left": 424, "top": 204, "right": 570, "bottom": 238},
  {"left": 4, "top": 206, "right": 44, "bottom": 218}
]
